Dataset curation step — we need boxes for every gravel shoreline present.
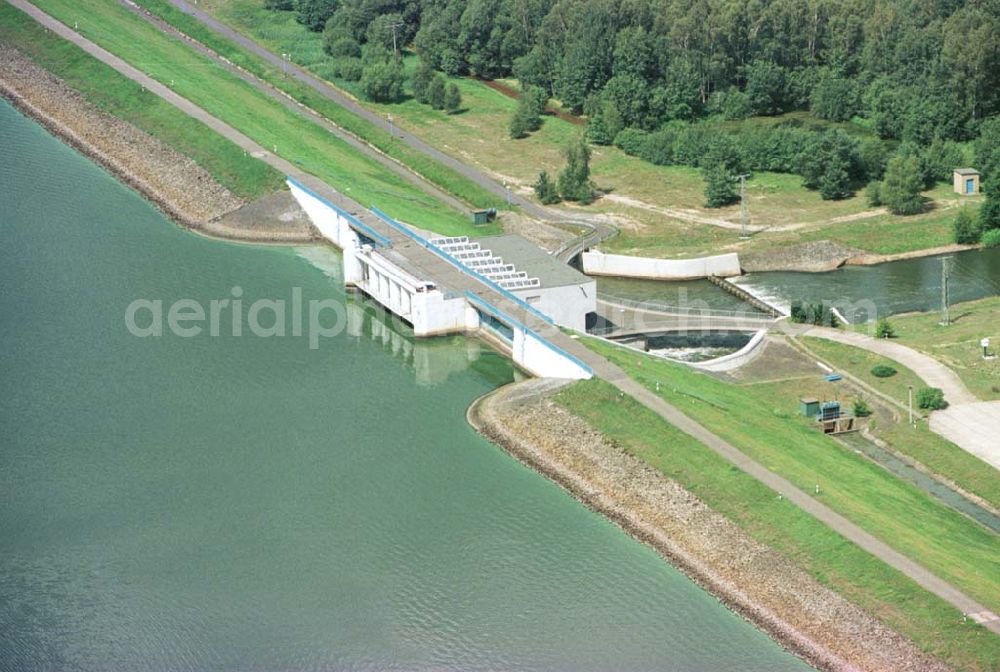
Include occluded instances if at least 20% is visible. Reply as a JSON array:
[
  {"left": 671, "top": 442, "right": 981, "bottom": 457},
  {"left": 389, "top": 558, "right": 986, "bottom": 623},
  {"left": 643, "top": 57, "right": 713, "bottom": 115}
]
[
  {"left": 0, "top": 45, "right": 315, "bottom": 244},
  {"left": 469, "top": 378, "right": 951, "bottom": 672}
]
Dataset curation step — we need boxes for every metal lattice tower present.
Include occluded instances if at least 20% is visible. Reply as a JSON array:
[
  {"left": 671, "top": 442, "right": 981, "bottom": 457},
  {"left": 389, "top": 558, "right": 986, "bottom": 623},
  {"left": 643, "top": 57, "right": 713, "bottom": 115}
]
[{"left": 940, "top": 256, "right": 953, "bottom": 326}]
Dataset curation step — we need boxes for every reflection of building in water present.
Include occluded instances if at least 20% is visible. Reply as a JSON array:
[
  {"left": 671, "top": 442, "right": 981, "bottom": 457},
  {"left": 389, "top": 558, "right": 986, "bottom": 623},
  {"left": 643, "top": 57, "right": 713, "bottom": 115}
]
[{"left": 346, "top": 300, "right": 498, "bottom": 387}]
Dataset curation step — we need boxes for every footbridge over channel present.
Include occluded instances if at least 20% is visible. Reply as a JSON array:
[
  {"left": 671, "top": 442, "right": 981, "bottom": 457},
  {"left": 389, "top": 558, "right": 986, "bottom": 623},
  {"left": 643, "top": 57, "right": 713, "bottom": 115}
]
[
  {"left": 593, "top": 297, "right": 779, "bottom": 337},
  {"left": 287, "top": 177, "right": 593, "bottom": 380}
]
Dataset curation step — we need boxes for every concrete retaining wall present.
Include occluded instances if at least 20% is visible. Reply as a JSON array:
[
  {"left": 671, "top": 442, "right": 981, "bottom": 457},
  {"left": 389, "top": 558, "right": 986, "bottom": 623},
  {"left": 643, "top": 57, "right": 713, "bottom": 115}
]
[
  {"left": 513, "top": 282, "right": 596, "bottom": 333},
  {"left": 691, "top": 330, "right": 768, "bottom": 372},
  {"left": 467, "top": 292, "right": 592, "bottom": 380},
  {"left": 582, "top": 250, "right": 741, "bottom": 280}
]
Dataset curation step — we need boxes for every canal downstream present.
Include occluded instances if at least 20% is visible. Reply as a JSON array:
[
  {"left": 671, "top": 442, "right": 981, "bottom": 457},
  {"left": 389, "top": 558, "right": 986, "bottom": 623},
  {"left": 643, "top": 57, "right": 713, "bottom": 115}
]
[
  {"left": 0, "top": 102, "right": 813, "bottom": 669},
  {"left": 592, "top": 248, "right": 1000, "bottom": 322},
  {"left": 734, "top": 249, "right": 1000, "bottom": 320}
]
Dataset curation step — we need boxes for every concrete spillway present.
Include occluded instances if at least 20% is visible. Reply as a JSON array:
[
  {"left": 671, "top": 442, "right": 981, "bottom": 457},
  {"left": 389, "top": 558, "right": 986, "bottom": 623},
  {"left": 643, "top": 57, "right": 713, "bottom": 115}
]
[{"left": 287, "top": 177, "right": 593, "bottom": 380}]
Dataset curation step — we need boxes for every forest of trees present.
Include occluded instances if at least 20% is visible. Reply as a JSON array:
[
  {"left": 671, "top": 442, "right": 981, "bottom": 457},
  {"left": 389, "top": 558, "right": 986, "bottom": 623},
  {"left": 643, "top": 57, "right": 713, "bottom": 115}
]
[
  {"left": 267, "top": 0, "right": 1000, "bottom": 232},
  {"left": 283, "top": 0, "right": 1000, "bottom": 138}
]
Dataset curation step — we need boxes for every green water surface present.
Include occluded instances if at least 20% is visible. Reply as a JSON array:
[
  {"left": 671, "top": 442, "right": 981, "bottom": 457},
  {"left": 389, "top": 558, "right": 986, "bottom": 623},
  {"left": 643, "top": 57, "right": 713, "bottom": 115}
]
[{"left": 0, "top": 99, "right": 811, "bottom": 671}]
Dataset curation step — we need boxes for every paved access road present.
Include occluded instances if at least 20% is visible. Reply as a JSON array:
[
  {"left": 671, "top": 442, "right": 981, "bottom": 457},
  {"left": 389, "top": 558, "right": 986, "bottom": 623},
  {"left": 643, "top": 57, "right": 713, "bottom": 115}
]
[{"left": 9, "top": 0, "right": 999, "bottom": 636}]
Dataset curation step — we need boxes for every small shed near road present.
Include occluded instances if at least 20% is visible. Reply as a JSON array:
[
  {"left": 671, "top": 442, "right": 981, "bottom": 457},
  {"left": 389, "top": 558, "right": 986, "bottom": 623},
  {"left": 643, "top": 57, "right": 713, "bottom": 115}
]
[{"left": 953, "top": 168, "right": 980, "bottom": 196}]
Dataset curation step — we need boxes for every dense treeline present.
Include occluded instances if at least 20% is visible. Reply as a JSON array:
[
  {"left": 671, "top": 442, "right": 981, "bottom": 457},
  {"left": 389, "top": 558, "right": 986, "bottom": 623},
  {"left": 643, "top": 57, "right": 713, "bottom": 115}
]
[
  {"left": 282, "top": 0, "right": 1000, "bottom": 142},
  {"left": 268, "top": 0, "right": 1000, "bottom": 229}
]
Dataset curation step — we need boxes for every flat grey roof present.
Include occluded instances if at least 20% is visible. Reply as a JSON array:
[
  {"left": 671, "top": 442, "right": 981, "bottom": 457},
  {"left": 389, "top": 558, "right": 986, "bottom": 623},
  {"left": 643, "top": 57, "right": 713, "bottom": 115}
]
[
  {"left": 954, "top": 168, "right": 979, "bottom": 175},
  {"left": 473, "top": 234, "right": 593, "bottom": 289}
]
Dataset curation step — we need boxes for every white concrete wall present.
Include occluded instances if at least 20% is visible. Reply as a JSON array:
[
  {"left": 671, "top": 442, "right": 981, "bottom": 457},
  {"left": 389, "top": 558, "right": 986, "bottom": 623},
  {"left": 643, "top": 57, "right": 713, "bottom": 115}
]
[
  {"left": 514, "top": 281, "right": 596, "bottom": 332},
  {"left": 512, "top": 328, "right": 592, "bottom": 379},
  {"left": 289, "top": 180, "right": 348, "bottom": 247},
  {"left": 582, "top": 250, "right": 741, "bottom": 280},
  {"left": 412, "top": 292, "right": 477, "bottom": 336},
  {"left": 691, "top": 330, "right": 767, "bottom": 372}
]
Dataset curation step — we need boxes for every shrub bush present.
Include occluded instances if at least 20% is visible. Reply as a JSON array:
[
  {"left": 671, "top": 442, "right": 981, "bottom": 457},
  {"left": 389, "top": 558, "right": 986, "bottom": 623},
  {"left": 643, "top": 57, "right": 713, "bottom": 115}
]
[
  {"left": 637, "top": 127, "right": 678, "bottom": 165},
  {"left": 982, "top": 228, "right": 1000, "bottom": 248},
  {"left": 865, "top": 181, "right": 882, "bottom": 207},
  {"left": 360, "top": 59, "right": 405, "bottom": 102},
  {"left": 333, "top": 57, "right": 363, "bottom": 82},
  {"left": 326, "top": 37, "right": 361, "bottom": 59},
  {"left": 533, "top": 171, "right": 560, "bottom": 205},
  {"left": 870, "top": 364, "right": 897, "bottom": 378},
  {"left": 443, "top": 83, "right": 462, "bottom": 114},
  {"left": 613, "top": 127, "right": 650, "bottom": 156},
  {"left": 853, "top": 398, "right": 873, "bottom": 417},
  {"left": 789, "top": 301, "right": 840, "bottom": 327},
  {"left": 916, "top": 387, "right": 948, "bottom": 410},
  {"left": 953, "top": 208, "right": 981, "bottom": 245},
  {"left": 875, "top": 318, "right": 896, "bottom": 338}
]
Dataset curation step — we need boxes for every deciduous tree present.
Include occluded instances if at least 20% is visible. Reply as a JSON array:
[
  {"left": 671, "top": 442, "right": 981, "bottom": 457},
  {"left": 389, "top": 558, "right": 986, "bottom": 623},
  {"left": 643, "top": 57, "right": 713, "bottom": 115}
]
[{"left": 880, "top": 155, "right": 924, "bottom": 215}]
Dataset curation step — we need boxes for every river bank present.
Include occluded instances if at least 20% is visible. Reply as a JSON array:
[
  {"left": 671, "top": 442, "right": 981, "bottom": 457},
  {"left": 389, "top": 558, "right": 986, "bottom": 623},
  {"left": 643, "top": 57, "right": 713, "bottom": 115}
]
[
  {"left": 739, "top": 240, "right": 982, "bottom": 274},
  {"left": 0, "top": 44, "right": 314, "bottom": 244},
  {"left": 469, "top": 378, "right": 951, "bottom": 672}
]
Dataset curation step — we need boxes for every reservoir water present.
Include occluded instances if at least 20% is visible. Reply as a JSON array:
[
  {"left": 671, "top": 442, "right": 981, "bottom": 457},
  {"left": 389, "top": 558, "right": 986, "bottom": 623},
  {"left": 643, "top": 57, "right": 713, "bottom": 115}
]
[{"left": 0, "top": 100, "right": 812, "bottom": 670}]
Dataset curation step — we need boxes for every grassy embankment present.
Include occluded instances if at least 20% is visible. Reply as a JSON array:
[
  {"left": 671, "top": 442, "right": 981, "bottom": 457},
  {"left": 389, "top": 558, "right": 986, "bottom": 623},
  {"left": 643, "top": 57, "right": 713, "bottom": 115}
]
[
  {"left": 0, "top": 3, "right": 282, "bottom": 200},
  {"left": 166, "top": 0, "right": 979, "bottom": 258},
  {"left": 799, "top": 332, "right": 1000, "bottom": 512},
  {"left": 851, "top": 296, "right": 1000, "bottom": 401},
  {"left": 135, "top": 0, "right": 505, "bottom": 212},
  {"left": 574, "top": 336, "right": 1000, "bottom": 616},
  {"left": 20, "top": 0, "right": 494, "bottom": 237},
  {"left": 556, "top": 378, "right": 1000, "bottom": 672}
]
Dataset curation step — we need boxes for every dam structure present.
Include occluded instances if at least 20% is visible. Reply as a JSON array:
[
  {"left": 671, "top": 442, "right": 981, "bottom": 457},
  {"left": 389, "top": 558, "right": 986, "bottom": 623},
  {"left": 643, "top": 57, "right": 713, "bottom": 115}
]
[{"left": 287, "top": 177, "right": 593, "bottom": 380}]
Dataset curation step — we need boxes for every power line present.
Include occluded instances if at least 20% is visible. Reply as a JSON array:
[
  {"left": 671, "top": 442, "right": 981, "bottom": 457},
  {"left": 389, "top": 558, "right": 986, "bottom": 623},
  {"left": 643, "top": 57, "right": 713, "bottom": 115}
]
[{"left": 951, "top": 258, "right": 1000, "bottom": 295}]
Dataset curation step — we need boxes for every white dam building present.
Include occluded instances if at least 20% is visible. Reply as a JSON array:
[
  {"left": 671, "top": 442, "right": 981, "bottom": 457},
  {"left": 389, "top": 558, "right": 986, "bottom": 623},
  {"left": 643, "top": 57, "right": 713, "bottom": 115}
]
[
  {"left": 287, "top": 176, "right": 594, "bottom": 380},
  {"left": 433, "top": 234, "right": 596, "bottom": 333}
]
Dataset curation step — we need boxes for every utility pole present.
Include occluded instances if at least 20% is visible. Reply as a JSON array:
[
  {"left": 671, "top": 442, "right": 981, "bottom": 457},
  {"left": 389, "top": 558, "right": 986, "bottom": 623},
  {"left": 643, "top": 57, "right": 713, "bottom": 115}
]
[
  {"left": 940, "top": 256, "right": 953, "bottom": 326},
  {"left": 738, "top": 174, "right": 750, "bottom": 240},
  {"left": 389, "top": 22, "right": 404, "bottom": 56},
  {"left": 908, "top": 385, "right": 914, "bottom": 426}
]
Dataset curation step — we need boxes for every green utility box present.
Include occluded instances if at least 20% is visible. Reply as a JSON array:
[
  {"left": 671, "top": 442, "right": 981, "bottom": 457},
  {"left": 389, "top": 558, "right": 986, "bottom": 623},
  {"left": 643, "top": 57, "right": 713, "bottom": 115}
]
[
  {"left": 799, "top": 398, "right": 820, "bottom": 418},
  {"left": 472, "top": 208, "right": 497, "bottom": 226}
]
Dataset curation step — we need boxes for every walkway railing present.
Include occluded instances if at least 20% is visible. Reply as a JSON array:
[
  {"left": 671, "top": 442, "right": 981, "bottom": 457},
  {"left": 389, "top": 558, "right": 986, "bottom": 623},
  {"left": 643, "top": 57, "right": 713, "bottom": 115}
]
[{"left": 597, "top": 294, "right": 775, "bottom": 321}]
